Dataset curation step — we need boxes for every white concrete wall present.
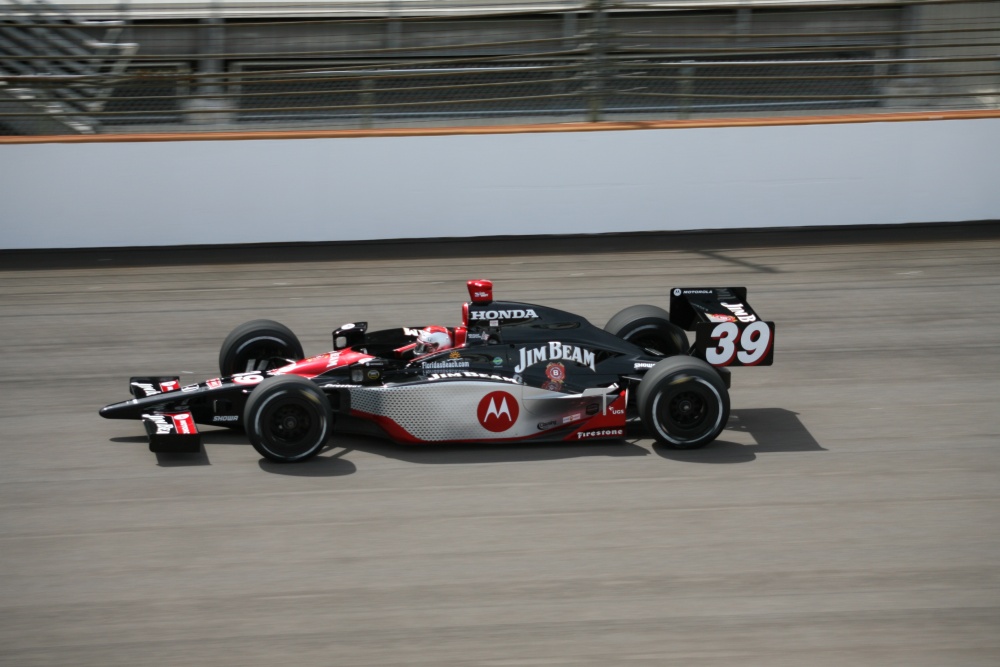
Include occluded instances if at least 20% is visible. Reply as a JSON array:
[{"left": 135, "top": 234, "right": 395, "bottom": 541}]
[{"left": 2, "top": 118, "right": 999, "bottom": 250}]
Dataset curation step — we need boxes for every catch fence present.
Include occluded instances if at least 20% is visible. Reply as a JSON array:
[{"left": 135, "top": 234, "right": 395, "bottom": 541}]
[{"left": 1, "top": 0, "right": 998, "bottom": 134}]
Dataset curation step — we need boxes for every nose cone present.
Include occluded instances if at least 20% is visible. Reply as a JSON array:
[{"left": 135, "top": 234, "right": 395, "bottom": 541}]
[{"left": 99, "top": 400, "right": 140, "bottom": 420}]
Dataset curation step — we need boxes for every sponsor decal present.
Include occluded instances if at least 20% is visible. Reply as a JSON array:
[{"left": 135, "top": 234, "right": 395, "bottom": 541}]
[
  {"left": 213, "top": 415, "right": 240, "bottom": 423},
  {"left": 449, "top": 350, "right": 461, "bottom": 359},
  {"left": 474, "top": 291, "right": 490, "bottom": 299},
  {"left": 366, "top": 369, "right": 381, "bottom": 380},
  {"left": 681, "top": 289, "right": 714, "bottom": 295},
  {"left": 719, "top": 301, "right": 757, "bottom": 323},
  {"left": 181, "top": 384, "right": 201, "bottom": 393},
  {"left": 576, "top": 428, "right": 624, "bottom": 440},
  {"left": 145, "top": 413, "right": 196, "bottom": 436},
  {"left": 514, "top": 342, "right": 596, "bottom": 374},
  {"left": 206, "top": 378, "right": 223, "bottom": 389},
  {"left": 545, "top": 362, "right": 566, "bottom": 382},
  {"left": 537, "top": 420, "right": 558, "bottom": 430},
  {"left": 423, "top": 360, "right": 470, "bottom": 370},
  {"left": 133, "top": 382, "right": 158, "bottom": 396},
  {"left": 326, "top": 352, "right": 342, "bottom": 367},
  {"left": 159, "top": 380, "right": 180, "bottom": 393},
  {"left": 610, "top": 407, "right": 625, "bottom": 415},
  {"left": 563, "top": 413, "right": 581, "bottom": 424},
  {"left": 173, "top": 413, "right": 195, "bottom": 435},
  {"left": 477, "top": 391, "right": 519, "bottom": 432},
  {"left": 492, "top": 356, "right": 503, "bottom": 366},
  {"left": 673, "top": 288, "right": 682, "bottom": 296},
  {"left": 427, "top": 371, "right": 520, "bottom": 384},
  {"left": 586, "top": 403, "right": 600, "bottom": 416},
  {"left": 469, "top": 308, "right": 538, "bottom": 322},
  {"left": 541, "top": 361, "right": 567, "bottom": 392},
  {"left": 466, "top": 331, "right": 487, "bottom": 344},
  {"left": 633, "top": 361, "right": 655, "bottom": 371},
  {"left": 707, "top": 313, "right": 737, "bottom": 323},
  {"left": 341, "top": 323, "right": 356, "bottom": 330},
  {"left": 145, "top": 414, "right": 173, "bottom": 435}
]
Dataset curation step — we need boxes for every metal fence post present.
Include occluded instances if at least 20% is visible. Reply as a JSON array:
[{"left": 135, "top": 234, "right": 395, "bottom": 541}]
[
  {"left": 679, "top": 61, "right": 695, "bottom": 119},
  {"left": 360, "top": 77, "right": 375, "bottom": 129},
  {"left": 586, "top": 0, "right": 609, "bottom": 122},
  {"left": 188, "top": 1, "right": 232, "bottom": 126}
]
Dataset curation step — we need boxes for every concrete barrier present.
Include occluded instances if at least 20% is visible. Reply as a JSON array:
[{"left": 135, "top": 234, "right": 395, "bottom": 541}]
[{"left": 2, "top": 114, "right": 999, "bottom": 250}]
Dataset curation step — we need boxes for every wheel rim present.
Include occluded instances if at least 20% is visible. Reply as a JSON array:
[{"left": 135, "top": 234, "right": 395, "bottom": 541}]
[
  {"left": 667, "top": 390, "right": 708, "bottom": 429},
  {"left": 256, "top": 394, "right": 325, "bottom": 457},
  {"left": 651, "top": 376, "right": 722, "bottom": 444},
  {"left": 267, "top": 403, "right": 313, "bottom": 444}
]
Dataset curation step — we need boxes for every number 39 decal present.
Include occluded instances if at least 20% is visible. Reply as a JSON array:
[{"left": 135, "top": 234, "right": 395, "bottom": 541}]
[{"left": 696, "top": 321, "right": 775, "bottom": 367}]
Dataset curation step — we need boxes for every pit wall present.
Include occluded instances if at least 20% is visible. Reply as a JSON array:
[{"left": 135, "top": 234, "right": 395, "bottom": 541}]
[{"left": 2, "top": 112, "right": 999, "bottom": 250}]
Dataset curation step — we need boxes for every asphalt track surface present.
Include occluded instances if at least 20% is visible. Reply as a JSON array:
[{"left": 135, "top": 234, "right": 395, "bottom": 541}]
[{"left": 2, "top": 224, "right": 999, "bottom": 666}]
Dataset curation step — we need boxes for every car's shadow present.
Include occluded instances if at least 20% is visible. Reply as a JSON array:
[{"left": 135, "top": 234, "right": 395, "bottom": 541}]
[
  {"left": 111, "top": 430, "right": 245, "bottom": 467},
  {"left": 332, "top": 436, "right": 651, "bottom": 468},
  {"left": 111, "top": 429, "right": 249, "bottom": 467},
  {"left": 258, "top": 448, "right": 358, "bottom": 477},
  {"left": 653, "top": 408, "right": 825, "bottom": 464}
]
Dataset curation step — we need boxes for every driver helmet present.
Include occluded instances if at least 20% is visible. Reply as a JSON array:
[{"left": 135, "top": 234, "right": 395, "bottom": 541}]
[{"left": 415, "top": 325, "right": 453, "bottom": 356}]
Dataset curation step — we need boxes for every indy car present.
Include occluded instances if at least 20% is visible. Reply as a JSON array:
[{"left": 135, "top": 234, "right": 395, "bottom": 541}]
[{"left": 100, "top": 280, "right": 775, "bottom": 462}]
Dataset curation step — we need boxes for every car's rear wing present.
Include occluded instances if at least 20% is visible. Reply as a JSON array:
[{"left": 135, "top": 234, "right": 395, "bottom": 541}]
[{"left": 669, "top": 287, "right": 775, "bottom": 367}]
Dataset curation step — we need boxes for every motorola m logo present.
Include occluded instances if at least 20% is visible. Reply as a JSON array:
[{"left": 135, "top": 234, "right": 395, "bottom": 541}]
[{"left": 477, "top": 391, "right": 520, "bottom": 433}]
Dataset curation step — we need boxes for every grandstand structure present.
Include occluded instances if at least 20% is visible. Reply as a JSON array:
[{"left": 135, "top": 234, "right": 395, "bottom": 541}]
[
  {"left": 1, "top": 0, "right": 998, "bottom": 134},
  {"left": 0, "top": 0, "right": 137, "bottom": 133}
]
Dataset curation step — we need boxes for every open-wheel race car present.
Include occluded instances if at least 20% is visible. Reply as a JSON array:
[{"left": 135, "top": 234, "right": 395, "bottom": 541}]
[{"left": 100, "top": 280, "right": 775, "bottom": 462}]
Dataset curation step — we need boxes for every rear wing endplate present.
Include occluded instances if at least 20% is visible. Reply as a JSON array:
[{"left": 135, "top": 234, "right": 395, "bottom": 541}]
[{"left": 669, "top": 287, "right": 775, "bottom": 367}]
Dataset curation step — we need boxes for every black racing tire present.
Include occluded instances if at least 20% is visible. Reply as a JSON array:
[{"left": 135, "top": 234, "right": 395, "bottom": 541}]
[
  {"left": 244, "top": 375, "right": 331, "bottom": 463},
  {"left": 637, "top": 356, "right": 729, "bottom": 449},
  {"left": 219, "top": 319, "right": 304, "bottom": 377},
  {"left": 604, "top": 305, "right": 689, "bottom": 357}
]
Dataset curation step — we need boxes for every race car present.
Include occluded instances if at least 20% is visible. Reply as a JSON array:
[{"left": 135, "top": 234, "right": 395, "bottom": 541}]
[{"left": 100, "top": 280, "right": 775, "bottom": 462}]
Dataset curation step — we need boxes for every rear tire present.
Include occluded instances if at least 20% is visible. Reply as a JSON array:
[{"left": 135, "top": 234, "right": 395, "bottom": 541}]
[
  {"left": 605, "top": 305, "right": 689, "bottom": 357},
  {"left": 637, "top": 357, "right": 729, "bottom": 449},
  {"left": 219, "top": 319, "right": 304, "bottom": 377},
  {"left": 244, "top": 375, "right": 331, "bottom": 463}
]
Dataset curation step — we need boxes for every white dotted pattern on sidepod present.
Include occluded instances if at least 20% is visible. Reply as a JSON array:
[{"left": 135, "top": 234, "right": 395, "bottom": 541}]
[{"left": 347, "top": 382, "right": 520, "bottom": 441}]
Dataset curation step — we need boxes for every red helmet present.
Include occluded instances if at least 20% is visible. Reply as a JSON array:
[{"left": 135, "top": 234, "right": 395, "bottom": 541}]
[{"left": 415, "top": 325, "right": 453, "bottom": 355}]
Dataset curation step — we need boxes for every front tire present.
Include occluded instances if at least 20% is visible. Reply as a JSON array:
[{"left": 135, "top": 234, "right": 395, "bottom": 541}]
[
  {"left": 637, "top": 357, "right": 729, "bottom": 449},
  {"left": 605, "top": 305, "right": 689, "bottom": 357},
  {"left": 244, "top": 375, "right": 331, "bottom": 463},
  {"left": 219, "top": 319, "right": 304, "bottom": 377}
]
